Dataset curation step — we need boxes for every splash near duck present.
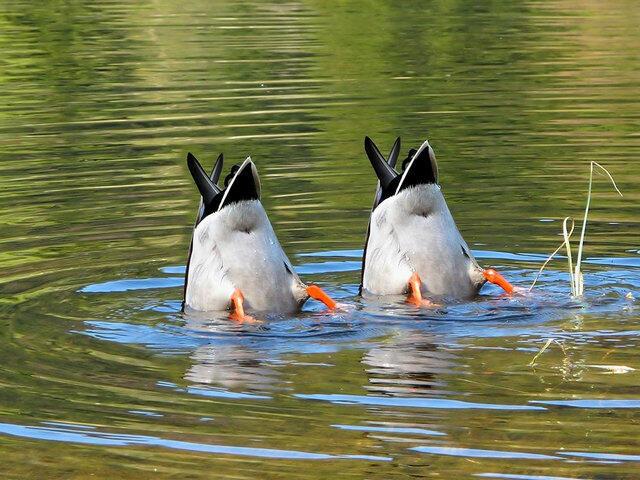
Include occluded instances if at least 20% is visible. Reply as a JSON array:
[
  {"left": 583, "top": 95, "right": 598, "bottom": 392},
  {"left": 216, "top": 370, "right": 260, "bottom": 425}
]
[
  {"left": 360, "top": 136, "right": 513, "bottom": 304},
  {"left": 183, "top": 153, "right": 335, "bottom": 321}
]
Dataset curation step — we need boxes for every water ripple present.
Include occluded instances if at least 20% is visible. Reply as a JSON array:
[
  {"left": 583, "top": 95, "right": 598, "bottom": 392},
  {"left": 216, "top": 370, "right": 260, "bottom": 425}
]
[
  {"left": 411, "top": 446, "right": 559, "bottom": 460},
  {"left": 295, "top": 394, "right": 545, "bottom": 411},
  {"left": 531, "top": 399, "right": 640, "bottom": 409},
  {"left": 0, "top": 422, "right": 391, "bottom": 461}
]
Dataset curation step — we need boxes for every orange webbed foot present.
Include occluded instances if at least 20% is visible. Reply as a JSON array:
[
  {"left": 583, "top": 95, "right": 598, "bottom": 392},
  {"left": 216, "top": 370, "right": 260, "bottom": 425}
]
[
  {"left": 229, "top": 288, "right": 260, "bottom": 323},
  {"left": 306, "top": 285, "right": 337, "bottom": 310},
  {"left": 483, "top": 269, "right": 515, "bottom": 294},
  {"left": 407, "top": 272, "right": 437, "bottom": 307}
]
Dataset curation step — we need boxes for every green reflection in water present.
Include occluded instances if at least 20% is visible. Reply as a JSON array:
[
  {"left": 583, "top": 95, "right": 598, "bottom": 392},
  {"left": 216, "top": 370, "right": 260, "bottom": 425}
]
[{"left": 0, "top": 0, "right": 639, "bottom": 478}]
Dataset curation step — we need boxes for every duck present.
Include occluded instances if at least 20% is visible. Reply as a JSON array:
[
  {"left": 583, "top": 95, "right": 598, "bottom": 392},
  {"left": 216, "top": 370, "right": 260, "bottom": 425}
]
[
  {"left": 360, "top": 136, "right": 513, "bottom": 305},
  {"left": 182, "top": 153, "right": 335, "bottom": 320}
]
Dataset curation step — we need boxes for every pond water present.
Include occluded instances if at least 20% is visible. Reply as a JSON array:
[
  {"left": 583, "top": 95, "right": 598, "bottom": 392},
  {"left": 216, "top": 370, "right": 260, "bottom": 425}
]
[{"left": 1, "top": 1, "right": 639, "bottom": 478}]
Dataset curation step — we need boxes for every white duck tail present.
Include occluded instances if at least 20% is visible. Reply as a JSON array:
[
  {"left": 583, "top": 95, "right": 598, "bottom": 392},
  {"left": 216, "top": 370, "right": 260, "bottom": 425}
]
[
  {"left": 183, "top": 154, "right": 336, "bottom": 319},
  {"left": 361, "top": 136, "right": 513, "bottom": 301}
]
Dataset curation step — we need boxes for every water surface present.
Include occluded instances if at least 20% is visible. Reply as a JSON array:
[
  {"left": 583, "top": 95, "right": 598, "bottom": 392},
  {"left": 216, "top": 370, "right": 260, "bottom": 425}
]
[{"left": 1, "top": 0, "right": 639, "bottom": 478}]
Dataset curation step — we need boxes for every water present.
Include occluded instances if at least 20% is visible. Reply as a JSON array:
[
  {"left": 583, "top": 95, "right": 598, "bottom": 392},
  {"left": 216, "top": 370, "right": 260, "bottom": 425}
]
[{"left": 1, "top": 0, "right": 639, "bottom": 478}]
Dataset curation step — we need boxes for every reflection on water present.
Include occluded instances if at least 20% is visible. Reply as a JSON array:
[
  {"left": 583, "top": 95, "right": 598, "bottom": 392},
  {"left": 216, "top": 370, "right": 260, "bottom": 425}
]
[
  {"left": 65, "top": 248, "right": 639, "bottom": 477},
  {"left": 1, "top": 0, "right": 639, "bottom": 478},
  {"left": 185, "top": 342, "right": 281, "bottom": 392},
  {"left": 0, "top": 421, "right": 391, "bottom": 461},
  {"left": 363, "top": 330, "right": 459, "bottom": 397}
]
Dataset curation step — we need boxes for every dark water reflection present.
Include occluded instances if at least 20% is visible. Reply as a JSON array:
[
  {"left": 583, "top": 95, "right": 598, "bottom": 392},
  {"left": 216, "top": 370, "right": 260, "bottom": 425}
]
[{"left": 1, "top": 0, "right": 639, "bottom": 478}]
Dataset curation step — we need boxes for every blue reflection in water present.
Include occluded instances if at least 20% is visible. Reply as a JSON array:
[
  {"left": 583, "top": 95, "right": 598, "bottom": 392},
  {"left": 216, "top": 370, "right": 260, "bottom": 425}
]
[
  {"left": 80, "top": 277, "right": 184, "bottom": 293},
  {"left": 0, "top": 422, "right": 391, "bottom": 461},
  {"left": 332, "top": 424, "right": 446, "bottom": 436},
  {"left": 411, "top": 446, "right": 559, "bottom": 460},
  {"left": 531, "top": 399, "right": 640, "bottom": 409},
  {"left": 128, "top": 410, "right": 164, "bottom": 417},
  {"left": 186, "top": 386, "right": 271, "bottom": 400},
  {"left": 559, "top": 451, "right": 640, "bottom": 462},
  {"left": 296, "top": 394, "right": 545, "bottom": 411}
]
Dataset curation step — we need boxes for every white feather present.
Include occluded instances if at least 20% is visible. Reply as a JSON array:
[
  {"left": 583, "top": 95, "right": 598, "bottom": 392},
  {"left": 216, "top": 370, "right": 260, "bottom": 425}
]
[
  {"left": 185, "top": 200, "right": 306, "bottom": 312},
  {"left": 363, "top": 184, "right": 484, "bottom": 299}
]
